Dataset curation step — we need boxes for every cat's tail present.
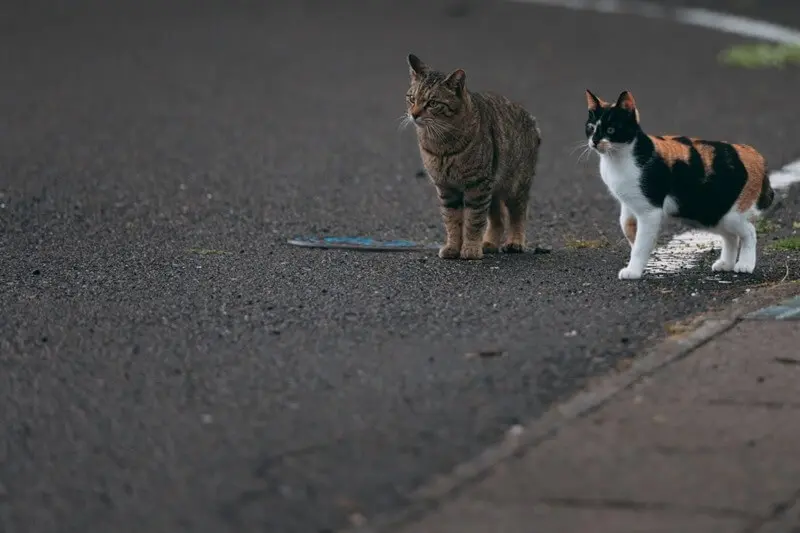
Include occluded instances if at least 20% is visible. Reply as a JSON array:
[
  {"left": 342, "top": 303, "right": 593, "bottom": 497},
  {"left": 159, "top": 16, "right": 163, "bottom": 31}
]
[{"left": 756, "top": 168, "right": 775, "bottom": 210}]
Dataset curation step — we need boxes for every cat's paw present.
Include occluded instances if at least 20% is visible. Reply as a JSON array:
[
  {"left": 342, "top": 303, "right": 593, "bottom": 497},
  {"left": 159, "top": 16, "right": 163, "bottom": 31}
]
[
  {"left": 501, "top": 242, "right": 525, "bottom": 254},
  {"left": 482, "top": 242, "right": 500, "bottom": 254},
  {"left": 712, "top": 259, "right": 734, "bottom": 272},
  {"left": 438, "top": 245, "right": 461, "bottom": 259},
  {"left": 733, "top": 260, "right": 755, "bottom": 274},
  {"left": 618, "top": 266, "right": 643, "bottom": 280},
  {"left": 460, "top": 245, "right": 484, "bottom": 260}
]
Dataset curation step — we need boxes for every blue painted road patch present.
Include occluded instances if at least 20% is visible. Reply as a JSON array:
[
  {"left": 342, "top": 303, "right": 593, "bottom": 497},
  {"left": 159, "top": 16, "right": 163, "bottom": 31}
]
[
  {"left": 287, "top": 236, "right": 553, "bottom": 254},
  {"left": 287, "top": 236, "right": 441, "bottom": 252},
  {"left": 743, "top": 295, "right": 800, "bottom": 320}
]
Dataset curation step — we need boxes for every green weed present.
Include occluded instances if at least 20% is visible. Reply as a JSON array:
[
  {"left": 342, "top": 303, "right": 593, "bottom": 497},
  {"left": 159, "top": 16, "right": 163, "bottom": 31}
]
[{"left": 719, "top": 43, "right": 800, "bottom": 68}]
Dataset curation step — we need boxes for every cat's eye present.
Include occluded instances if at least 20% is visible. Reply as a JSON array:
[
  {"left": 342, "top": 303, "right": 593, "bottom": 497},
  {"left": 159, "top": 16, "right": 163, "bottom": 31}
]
[
  {"left": 607, "top": 127, "right": 616, "bottom": 134},
  {"left": 587, "top": 124, "right": 596, "bottom": 132},
  {"left": 428, "top": 101, "right": 441, "bottom": 108},
  {"left": 406, "top": 94, "right": 415, "bottom": 102}
]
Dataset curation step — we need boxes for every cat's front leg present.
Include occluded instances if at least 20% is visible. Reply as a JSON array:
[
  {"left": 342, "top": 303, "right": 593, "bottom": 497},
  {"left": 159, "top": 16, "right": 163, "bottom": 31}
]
[
  {"left": 461, "top": 182, "right": 492, "bottom": 260},
  {"left": 618, "top": 209, "right": 663, "bottom": 280},
  {"left": 436, "top": 186, "right": 464, "bottom": 259}
]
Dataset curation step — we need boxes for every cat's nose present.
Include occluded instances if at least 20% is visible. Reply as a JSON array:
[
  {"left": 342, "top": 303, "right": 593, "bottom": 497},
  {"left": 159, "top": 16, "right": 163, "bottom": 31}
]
[{"left": 410, "top": 105, "right": 423, "bottom": 120}]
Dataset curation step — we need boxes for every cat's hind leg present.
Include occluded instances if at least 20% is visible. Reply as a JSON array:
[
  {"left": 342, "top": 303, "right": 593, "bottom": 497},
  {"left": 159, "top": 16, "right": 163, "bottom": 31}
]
[
  {"left": 619, "top": 204, "right": 636, "bottom": 247},
  {"left": 720, "top": 211, "right": 757, "bottom": 274},
  {"left": 502, "top": 190, "right": 529, "bottom": 253},
  {"left": 711, "top": 231, "right": 739, "bottom": 272},
  {"left": 482, "top": 195, "right": 506, "bottom": 254}
]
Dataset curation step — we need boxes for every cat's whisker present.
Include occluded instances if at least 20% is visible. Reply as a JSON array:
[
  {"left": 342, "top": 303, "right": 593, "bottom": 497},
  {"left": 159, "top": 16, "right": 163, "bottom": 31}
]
[
  {"left": 397, "top": 114, "right": 414, "bottom": 131},
  {"left": 569, "top": 141, "right": 589, "bottom": 155},
  {"left": 569, "top": 146, "right": 584, "bottom": 156},
  {"left": 427, "top": 121, "right": 450, "bottom": 143},
  {"left": 574, "top": 146, "right": 593, "bottom": 165},
  {"left": 568, "top": 140, "right": 590, "bottom": 156}
]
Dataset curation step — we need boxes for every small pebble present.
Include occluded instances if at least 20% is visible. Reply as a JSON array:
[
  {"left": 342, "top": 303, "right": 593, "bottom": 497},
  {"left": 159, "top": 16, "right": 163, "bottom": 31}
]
[
  {"left": 349, "top": 513, "right": 367, "bottom": 527},
  {"left": 465, "top": 350, "right": 505, "bottom": 359},
  {"left": 507, "top": 425, "right": 524, "bottom": 438}
]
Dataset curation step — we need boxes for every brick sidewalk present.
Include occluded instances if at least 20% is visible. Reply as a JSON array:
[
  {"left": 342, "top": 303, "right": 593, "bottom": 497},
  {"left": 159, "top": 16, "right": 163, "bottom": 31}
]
[{"left": 387, "top": 297, "right": 800, "bottom": 533}]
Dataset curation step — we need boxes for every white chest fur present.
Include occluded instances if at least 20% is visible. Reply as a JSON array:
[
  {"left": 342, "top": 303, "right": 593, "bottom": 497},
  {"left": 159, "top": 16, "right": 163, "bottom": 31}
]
[{"left": 598, "top": 147, "right": 651, "bottom": 214}]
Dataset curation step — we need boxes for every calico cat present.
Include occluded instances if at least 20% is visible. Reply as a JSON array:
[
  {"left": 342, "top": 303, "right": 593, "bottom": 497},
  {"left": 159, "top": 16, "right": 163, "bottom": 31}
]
[
  {"left": 585, "top": 89, "right": 774, "bottom": 280},
  {"left": 405, "top": 54, "right": 542, "bottom": 260}
]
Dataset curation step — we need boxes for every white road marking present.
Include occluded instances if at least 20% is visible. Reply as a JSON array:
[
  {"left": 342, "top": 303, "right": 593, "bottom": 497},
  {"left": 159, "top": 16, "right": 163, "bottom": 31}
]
[
  {"left": 647, "top": 231, "right": 723, "bottom": 275},
  {"left": 770, "top": 161, "right": 800, "bottom": 189},
  {"left": 676, "top": 9, "right": 800, "bottom": 45},
  {"left": 510, "top": 0, "right": 800, "bottom": 274},
  {"left": 509, "top": 0, "right": 800, "bottom": 44}
]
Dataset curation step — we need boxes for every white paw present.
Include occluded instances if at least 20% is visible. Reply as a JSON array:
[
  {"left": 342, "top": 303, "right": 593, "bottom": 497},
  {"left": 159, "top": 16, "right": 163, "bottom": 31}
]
[
  {"left": 618, "top": 267, "right": 643, "bottom": 280},
  {"left": 711, "top": 259, "right": 734, "bottom": 272},
  {"left": 733, "top": 260, "right": 755, "bottom": 274}
]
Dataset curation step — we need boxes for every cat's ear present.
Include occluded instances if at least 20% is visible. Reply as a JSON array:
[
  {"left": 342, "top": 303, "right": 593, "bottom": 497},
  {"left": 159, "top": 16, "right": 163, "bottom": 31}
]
[
  {"left": 615, "top": 90, "right": 640, "bottom": 123},
  {"left": 407, "top": 54, "right": 429, "bottom": 81},
  {"left": 585, "top": 89, "right": 603, "bottom": 111},
  {"left": 615, "top": 90, "right": 637, "bottom": 113},
  {"left": 444, "top": 69, "right": 466, "bottom": 95}
]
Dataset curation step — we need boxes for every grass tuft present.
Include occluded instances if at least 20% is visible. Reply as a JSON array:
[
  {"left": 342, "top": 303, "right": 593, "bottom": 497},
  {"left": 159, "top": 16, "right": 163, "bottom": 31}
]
[
  {"left": 565, "top": 238, "right": 609, "bottom": 249},
  {"left": 719, "top": 43, "right": 800, "bottom": 68},
  {"left": 771, "top": 236, "right": 800, "bottom": 251},
  {"left": 755, "top": 218, "right": 778, "bottom": 234}
]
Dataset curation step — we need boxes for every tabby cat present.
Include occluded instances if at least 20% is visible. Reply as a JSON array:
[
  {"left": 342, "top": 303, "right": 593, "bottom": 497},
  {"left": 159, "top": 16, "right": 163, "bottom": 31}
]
[
  {"left": 585, "top": 89, "right": 774, "bottom": 280},
  {"left": 405, "top": 54, "right": 542, "bottom": 260}
]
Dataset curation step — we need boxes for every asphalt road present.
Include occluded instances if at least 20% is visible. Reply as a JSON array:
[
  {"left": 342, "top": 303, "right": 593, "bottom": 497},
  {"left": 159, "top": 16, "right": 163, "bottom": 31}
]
[{"left": 2, "top": 1, "right": 799, "bottom": 532}]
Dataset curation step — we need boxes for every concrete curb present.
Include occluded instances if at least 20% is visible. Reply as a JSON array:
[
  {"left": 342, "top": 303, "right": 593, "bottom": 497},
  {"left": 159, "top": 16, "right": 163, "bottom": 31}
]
[{"left": 340, "top": 281, "right": 800, "bottom": 533}]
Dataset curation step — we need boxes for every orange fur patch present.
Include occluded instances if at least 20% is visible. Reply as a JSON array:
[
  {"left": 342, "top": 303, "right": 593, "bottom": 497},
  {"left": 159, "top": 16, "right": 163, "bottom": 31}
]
[
  {"left": 732, "top": 144, "right": 767, "bottom": 211},
  {"left": 623, "top": 217, "right": 637, "bottom": 244},
  {"left": 649, "top": 136, "right": 691, "bottom": 169},
  {"left": 651, "top": 136, "right": 767, "bottom": 212},
  {"left": 693, "top": 143, "right": 716, "bottom": 174}
]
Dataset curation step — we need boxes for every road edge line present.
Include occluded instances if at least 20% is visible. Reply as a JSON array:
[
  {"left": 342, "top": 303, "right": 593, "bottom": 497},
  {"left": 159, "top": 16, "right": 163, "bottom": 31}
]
[{"left": 340, "top": 282, "right": 800, "bottom": 533}]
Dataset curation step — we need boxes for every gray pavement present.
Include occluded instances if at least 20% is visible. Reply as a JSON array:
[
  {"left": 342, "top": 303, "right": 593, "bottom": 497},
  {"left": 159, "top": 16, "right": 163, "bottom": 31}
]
[{"left": 1, "top": 1, "right": 800, "bottom": 532}]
